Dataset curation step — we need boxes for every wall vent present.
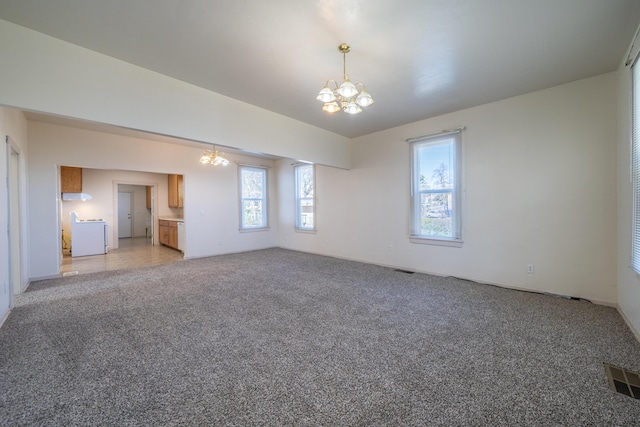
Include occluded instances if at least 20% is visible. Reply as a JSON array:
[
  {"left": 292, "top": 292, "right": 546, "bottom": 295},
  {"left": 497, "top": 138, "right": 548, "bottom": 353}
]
[{"left": 604, "top": 363, "right": 640, "bottom": 399}]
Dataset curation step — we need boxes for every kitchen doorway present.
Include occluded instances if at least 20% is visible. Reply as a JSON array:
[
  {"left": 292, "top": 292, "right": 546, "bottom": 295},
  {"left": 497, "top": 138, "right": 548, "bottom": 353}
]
[{"left": 58, "top": 167, "right": 187, "bottom": 276}]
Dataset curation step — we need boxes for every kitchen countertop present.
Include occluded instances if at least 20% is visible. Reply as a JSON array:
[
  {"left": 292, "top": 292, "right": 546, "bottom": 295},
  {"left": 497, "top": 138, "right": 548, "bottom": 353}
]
[{"left": 159, "top": 217, "right": 184, "bottom": 222}]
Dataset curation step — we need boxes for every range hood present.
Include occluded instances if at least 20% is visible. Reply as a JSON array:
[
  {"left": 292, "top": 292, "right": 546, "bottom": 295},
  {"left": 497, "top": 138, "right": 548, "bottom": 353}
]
[{"left": 62, "top": 192, "right": 92, "bottom": 201}]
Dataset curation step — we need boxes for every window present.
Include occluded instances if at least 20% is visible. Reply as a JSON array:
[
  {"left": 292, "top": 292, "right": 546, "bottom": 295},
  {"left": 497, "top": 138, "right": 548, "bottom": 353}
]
[
  {"left": 632, "top": 61, "right": 640, "bottom": 273},
  {"left": 294, "top": 164, "right": 315, "bottom": 230},
  {"left": 410, "top": 130, "right": 462, "bottom": 246},
  {"left": 239, "top": 165, "right": 268, "bottom": 230}
]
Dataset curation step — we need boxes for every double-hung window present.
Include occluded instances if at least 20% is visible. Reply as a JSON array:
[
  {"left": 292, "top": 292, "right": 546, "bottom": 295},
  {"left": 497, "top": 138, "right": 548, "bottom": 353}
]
[
  {"left": 410, "top": 130, "right": 462, "bottom": 246},
  {"left": 239, "top": 165, "right": 268, "bottom": 230},
  {"left": 631, "top": 59, "right": 640, "bottom": 273},
  {"left": 294, "top": 164, "right": 315, "bottom": 230}
]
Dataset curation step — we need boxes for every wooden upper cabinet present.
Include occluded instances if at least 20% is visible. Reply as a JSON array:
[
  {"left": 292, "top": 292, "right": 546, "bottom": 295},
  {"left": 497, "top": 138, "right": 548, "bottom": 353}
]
[
  {"left": 168, "top": 174, "right": 184, "bottom": 208},
  {"left": 146, "top": 186, "right": 152, "bottom": 209},
  {"left": 60, "top": 166, "right": 82, "bottom": 193}
]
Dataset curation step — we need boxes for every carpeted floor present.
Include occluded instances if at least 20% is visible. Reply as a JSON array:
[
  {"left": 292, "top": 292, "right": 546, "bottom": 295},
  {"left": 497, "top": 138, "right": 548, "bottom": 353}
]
[{"left": 1, "top": 248, "right": 639, "bottom": 426}]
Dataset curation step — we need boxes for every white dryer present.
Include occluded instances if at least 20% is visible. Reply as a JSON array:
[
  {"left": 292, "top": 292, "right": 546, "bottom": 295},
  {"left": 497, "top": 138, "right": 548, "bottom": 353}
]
[{"left": 70, "top": 212, "right": 108, "bottom": 257}]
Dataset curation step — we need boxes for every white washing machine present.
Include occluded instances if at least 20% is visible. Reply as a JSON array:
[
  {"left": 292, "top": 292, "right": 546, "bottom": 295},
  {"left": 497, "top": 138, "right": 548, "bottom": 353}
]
[{"left": 70, "top": 212, "right": 108, "bottom": 257}]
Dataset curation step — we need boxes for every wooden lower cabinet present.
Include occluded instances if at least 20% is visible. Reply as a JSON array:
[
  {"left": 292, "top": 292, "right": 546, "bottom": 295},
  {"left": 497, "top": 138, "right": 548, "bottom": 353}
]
[{"left": 159, "top": 220, "right": 179, "bottom": 250}]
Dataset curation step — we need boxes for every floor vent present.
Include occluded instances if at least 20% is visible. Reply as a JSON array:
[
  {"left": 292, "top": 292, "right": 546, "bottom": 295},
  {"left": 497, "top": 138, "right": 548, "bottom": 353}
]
[
  {"left": 604, "top": 363, "right": 640, "bottom": 399},
  {"left": 394, "top": 269, "right": 414, "bottom": 274}
]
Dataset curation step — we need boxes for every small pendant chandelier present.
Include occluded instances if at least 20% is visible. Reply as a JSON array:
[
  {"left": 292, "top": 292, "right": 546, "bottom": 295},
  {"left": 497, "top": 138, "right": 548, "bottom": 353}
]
[
  {"left": 200, "top": 147, "right": 230, "bottom": 166},
  {"left": 316, "top": 43, "right": 374, "bottom": 115}
]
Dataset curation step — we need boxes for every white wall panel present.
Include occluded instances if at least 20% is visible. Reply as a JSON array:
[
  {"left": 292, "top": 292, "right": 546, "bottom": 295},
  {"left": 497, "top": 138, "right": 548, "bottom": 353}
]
[{"left": 279, "top": 73, "right": 618, "bottom": 305}]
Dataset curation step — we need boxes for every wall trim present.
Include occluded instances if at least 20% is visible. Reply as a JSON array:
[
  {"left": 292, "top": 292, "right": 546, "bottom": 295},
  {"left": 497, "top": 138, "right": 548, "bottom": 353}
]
[
  {"left": 0, "top": 308, "right": 10, "bottom": 329},
  {"left": 618, "top": 305, "right": 640, "bottom": 344}
]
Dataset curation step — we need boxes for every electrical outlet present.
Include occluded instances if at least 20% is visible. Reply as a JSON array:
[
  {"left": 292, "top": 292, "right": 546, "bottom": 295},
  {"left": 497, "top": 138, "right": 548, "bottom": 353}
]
[
  {"left": 388, "top": 244, "right": 394, "bottom": 252},
  {"left": 527, "top": 264, "right": 535, "bottom": 274}
]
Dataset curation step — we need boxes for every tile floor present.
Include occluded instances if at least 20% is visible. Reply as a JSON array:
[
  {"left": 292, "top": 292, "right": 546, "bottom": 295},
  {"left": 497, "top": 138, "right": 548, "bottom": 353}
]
[{"left": 61, "top": 237, "right": 184, "bottom": 276}]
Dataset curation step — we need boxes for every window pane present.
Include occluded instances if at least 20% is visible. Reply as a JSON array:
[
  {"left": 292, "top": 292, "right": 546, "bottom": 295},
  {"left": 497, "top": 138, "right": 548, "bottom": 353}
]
[
  {"left": 420, "top": 191, "right": 452, "bottom": 237},
  {"left": 417, "top": 140, "right": 455, "bottom": 191},
  {"left": 241, "top": 169, "right": 264, "bottom": 198},
  {"left": 243, "top": 200, "right": 263, "bottom": 227},
  {"left": 299, "top": 199, "right": 314, "bottom": 228},
  {"left": 297, "top": 165, "right": 314, "bottom": 198}
]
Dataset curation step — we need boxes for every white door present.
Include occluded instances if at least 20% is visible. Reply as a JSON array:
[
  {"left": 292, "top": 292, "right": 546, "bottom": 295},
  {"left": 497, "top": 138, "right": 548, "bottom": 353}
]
[{"left": 118, "top": 192, "right": 132, "bottom": 238}]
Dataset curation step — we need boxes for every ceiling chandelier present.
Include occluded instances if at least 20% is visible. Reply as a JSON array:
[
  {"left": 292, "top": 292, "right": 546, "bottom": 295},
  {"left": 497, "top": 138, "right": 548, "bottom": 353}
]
[
  {"left": 200, "top": 147, "right": 230, "bottom": 166},
  {"left": 316, "top": 43, "right": 374, "bottom": 114}
]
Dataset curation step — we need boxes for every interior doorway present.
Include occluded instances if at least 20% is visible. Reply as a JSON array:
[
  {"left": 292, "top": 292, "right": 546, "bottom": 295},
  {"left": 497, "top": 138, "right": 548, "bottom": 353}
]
[
  {"left": 7, "top": 136, "right": 23, "bottom": 296},
  {"left": 115, "top": 183, "right": 155, "bottom": 249}
]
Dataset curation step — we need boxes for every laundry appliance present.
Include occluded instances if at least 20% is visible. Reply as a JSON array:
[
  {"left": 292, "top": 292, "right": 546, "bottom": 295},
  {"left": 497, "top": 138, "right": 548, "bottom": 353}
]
[{"left": 70, "top": 212, "right": 108, "bottom": 257}]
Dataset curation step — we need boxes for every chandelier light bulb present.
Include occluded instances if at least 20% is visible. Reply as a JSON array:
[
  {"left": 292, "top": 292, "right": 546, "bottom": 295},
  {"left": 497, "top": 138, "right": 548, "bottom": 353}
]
[
  {"left": 337, "top": 77, "right": 358, "bottom": 98},
  {"left": 343, "top": 100, "right": 362, "bottom": 114},
  {"left": 356, "top": 89, "right": 374, "bottom": 107},
  {"left": 322, "top": 101, "right": 341, "bottom": 113},
  {"left": 316, "top": 85, "right": 336, "bottom": 103}
]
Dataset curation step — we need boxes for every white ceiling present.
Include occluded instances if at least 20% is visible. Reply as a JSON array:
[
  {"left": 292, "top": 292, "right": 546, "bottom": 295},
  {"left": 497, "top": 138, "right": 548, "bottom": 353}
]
[{"left": 1, "top": 0, "right": 639, "bottom": 139}]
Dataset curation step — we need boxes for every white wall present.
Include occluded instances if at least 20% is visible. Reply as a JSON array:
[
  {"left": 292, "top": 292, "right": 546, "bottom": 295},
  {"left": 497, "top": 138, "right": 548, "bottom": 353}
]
[
  {"left": 279, "top": 73, "right": 618, "bottom": 305},
  {"left": 0, "top": 19, "right": 350, "bottom": 169},
  {"left": 0, "top": 106, "right": 28, "bottom": 324},
  {"left": 616, "top": 53, "right": 640, "bottom": 339},
  {"left": 28, "top": 121, "right": 278, "bottom": 280}
]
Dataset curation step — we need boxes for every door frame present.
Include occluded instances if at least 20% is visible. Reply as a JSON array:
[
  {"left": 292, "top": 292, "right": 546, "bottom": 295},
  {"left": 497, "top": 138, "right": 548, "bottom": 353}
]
[
  {"left": 6, "top": 136, "right": 25, "bottom": 298},
  {"left": 112, "top": 180, "right": 158, "bottom": 250}
]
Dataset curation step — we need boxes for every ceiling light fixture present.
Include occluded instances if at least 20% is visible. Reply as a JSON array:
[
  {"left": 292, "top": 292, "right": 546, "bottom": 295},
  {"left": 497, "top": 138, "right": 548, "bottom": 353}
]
[
  {"left": 316, "top": 43, "right": 374, "bottom": 115},
  {"left": 200, "top": 147, "right": 230, "bottom": 166}
]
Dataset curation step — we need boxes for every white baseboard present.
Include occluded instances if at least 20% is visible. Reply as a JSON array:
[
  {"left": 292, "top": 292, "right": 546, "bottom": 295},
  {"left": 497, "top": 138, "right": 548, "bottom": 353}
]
[
  {"left": 0, "top": 308, "right": 10, "bottom": 329},
  {"left": 618, "top": 306, "right": 640, "bottom": 344},
  {"left": 29, "top": 273, "right": 62, "bottom": 282}
]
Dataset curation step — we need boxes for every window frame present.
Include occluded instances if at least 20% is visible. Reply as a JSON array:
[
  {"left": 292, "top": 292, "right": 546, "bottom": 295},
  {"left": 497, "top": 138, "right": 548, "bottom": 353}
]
[
  {"left": 409, "top": 130, "right": 463, "bottom": 247},
  {"left": 294, "top": 163, "right": 316, "bottom": 232},
  {"left": 631, "top": 60, "right": 640, "bottom": 273},
  {"left": 238, "top": 165, "right": 269, "bottom": 231}
]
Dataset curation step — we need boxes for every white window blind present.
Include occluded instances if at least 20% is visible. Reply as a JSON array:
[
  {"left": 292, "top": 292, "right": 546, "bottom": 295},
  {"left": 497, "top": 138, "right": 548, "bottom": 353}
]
[{"left": 632, "top": 61, "right": 640, "bottom": 273}]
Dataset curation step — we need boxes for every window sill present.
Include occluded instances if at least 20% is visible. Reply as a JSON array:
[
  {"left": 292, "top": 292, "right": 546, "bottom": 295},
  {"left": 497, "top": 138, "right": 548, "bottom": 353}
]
[
  {"left": 295, "top": 228, "right": 317, "bottom": 234},
  {"left": 239, "top": 227, "right": 270, "bottom": 233},
  {"left": 410, "top": 236, "right": 463, "bottom": 248}
]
